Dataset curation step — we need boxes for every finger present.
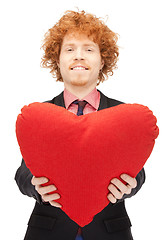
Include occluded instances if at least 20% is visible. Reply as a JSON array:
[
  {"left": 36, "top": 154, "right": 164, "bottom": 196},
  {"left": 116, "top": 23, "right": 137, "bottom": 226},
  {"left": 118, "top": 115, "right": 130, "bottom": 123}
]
[
  {"left": 37, "top": 184, "right": 57, "bottom": 195},
  {"left": 42, "top": 193, "right": 61, "bottom": 202},
  {"left": 49, "top": 200, "right": 62, "bottom": 208},
  {"left": 126, "top": 184, "right": 132, "bottom": 195},
  {"left": 108, "top": 183, "right": 123, "bottom": 199},
  {"left": 31, "top": 176, "right": 49, "bottom": 186},
  {"left": 31, "top": 176, "right": 36, "bottom": 185},
  {"left": 120, "top": 174, "right": 137, "bottom": 188},
  {"left": 107, "top": 193, "right": 117, "bottom": 203},
  {"left": 110, "top": 178, "right": 129, "bottom": 194}
]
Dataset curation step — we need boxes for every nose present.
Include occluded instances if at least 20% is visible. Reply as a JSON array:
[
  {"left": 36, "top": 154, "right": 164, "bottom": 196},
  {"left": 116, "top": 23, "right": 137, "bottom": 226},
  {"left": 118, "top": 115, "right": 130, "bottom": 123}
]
[{"left": 73, "top": 48, "right": 85, "bottom": 61}]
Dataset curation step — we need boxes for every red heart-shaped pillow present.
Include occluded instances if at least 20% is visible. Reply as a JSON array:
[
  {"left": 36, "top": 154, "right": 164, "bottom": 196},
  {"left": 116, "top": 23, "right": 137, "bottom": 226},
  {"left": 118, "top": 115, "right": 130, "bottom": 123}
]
[{"left": 15, "top": 102, "right": 159, "bottom": 227}]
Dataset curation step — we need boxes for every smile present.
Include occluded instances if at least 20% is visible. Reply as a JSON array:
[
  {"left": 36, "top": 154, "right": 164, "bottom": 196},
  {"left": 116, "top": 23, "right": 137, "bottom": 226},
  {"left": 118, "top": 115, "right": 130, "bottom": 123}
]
[{"left": 70, "top": 65, "right": 89, "bottom": 70}]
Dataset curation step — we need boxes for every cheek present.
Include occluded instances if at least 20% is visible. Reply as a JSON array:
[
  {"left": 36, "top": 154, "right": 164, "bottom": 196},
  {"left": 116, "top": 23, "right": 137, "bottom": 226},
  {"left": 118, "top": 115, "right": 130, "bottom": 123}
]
[
  {"left": 59, "top": 59, "right": 69, "bottom": 73},
  {"left": 91, "top": 61, "right": 101, "bottom": 74},
  {"left": 59, "top": 53, "right": 69, "bottom": 68},
  {"left": 91, "top": 54, "right": 102, "bottom": 68}
]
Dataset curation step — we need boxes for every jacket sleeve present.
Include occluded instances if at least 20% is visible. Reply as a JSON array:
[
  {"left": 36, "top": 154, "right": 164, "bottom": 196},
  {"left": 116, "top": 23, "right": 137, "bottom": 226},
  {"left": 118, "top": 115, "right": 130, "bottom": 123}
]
[
  {"left": 116, "top": 167, "right": 146, "bottom": 204},
  {"left": 14, "top": 158, "right": 43, "bottom": 204}
]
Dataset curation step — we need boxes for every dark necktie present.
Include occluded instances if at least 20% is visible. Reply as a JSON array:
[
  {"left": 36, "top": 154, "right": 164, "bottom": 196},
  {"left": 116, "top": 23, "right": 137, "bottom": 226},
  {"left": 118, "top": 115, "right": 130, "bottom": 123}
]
[
  {"left": 72, "top": 100, "right": 88, "bottom": 116},
  {"left": 72, "top": 100, "right": 87, "bottom": 240}
]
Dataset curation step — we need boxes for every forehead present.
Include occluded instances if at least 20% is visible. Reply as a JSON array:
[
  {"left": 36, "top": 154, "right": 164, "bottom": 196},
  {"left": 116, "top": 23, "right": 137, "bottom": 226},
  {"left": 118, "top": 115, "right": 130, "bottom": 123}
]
[{"left": 62, "top": 32, "right": 97, "bottom": 47}]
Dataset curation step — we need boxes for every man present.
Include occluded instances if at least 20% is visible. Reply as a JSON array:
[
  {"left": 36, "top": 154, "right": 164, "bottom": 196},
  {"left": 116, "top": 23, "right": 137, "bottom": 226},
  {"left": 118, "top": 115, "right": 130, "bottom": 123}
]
[{"left": 15, "top": 10, "right": 145, "bottom": 240}]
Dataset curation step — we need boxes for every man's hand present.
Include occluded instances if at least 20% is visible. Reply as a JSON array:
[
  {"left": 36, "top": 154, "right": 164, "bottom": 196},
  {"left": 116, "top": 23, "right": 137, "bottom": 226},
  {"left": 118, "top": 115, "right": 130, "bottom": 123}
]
[
  {"left": 107, "top": 174, "right": 137, "bottom": 204},
  {"left": 31, "top": 176, "right": 62, "bottom": 208}
]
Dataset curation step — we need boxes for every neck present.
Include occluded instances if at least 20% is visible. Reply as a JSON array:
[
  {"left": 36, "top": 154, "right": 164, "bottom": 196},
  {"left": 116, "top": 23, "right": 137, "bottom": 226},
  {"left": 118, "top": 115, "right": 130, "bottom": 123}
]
[{"left": 64, "top": 83, "right": 97, "bottom": 100}]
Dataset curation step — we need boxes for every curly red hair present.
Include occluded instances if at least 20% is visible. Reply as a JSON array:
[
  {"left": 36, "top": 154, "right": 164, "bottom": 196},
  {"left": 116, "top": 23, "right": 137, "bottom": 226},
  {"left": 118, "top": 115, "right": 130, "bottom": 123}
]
[{"left": 41, "top": 10, "right": 119, "bottom": 85}]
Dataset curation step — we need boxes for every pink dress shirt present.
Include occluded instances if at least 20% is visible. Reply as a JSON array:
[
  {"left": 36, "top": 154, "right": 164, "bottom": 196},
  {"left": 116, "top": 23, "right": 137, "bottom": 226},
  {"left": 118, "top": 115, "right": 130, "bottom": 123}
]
[{"left": 63, "top": 87, "right": 100, "bottom": 114}]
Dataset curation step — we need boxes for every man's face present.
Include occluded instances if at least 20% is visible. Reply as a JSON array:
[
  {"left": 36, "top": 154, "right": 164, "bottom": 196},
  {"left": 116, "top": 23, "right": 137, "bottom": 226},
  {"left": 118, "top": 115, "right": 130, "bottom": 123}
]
[{"left": 57, "top": 32, "right": 104, "bottom": 88}]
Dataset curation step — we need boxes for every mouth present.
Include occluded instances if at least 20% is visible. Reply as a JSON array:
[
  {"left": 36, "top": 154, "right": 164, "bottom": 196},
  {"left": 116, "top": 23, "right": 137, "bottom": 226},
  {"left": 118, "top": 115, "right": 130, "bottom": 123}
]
[{"left": 70, "top": 65, "right": 89, "bottom": 71}]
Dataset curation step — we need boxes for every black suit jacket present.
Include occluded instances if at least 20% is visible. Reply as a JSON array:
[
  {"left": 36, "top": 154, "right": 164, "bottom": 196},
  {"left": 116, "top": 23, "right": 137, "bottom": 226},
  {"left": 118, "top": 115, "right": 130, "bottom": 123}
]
[{"left": 15, "top": 89, "right": 145, "bottom": 240}]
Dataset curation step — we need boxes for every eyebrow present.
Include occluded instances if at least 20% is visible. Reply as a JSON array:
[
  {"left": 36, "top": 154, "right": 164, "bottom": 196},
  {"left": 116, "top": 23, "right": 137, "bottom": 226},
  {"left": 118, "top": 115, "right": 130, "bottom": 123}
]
[{"left": 63, "top": 43, "right": 97, "bottom": 48}]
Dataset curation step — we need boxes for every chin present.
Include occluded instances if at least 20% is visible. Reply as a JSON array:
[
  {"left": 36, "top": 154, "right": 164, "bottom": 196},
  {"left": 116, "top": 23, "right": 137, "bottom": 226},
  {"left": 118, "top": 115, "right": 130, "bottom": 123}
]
[{"left": 71, "top": 78, "right": 89, "bottom": 86}]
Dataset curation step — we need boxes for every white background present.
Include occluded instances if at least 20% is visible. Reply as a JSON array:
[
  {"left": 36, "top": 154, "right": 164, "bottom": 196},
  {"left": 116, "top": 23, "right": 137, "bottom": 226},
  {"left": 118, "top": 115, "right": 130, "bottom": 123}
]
[{"left": 1, "top": 0, "right": 166, "bottom": 239}]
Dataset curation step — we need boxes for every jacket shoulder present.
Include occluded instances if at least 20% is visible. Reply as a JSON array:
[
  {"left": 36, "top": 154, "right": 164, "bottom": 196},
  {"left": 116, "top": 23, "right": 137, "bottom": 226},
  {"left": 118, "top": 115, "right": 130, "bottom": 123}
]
[
  {"left": 98, "top": 89, "right": 125, "bottom": 109},
  {"left": 42, "top": 91, "right": 64, "bottom": 106},
  {"left": 106, "top": 96, "right": 124, "bottom": 107}
]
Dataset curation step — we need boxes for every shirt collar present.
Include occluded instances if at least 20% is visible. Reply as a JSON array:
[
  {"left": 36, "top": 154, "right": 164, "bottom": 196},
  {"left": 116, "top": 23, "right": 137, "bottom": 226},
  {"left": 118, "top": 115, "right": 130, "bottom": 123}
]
[{"left": 63, "top": 87, "right": 99, "bottom": 110}]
